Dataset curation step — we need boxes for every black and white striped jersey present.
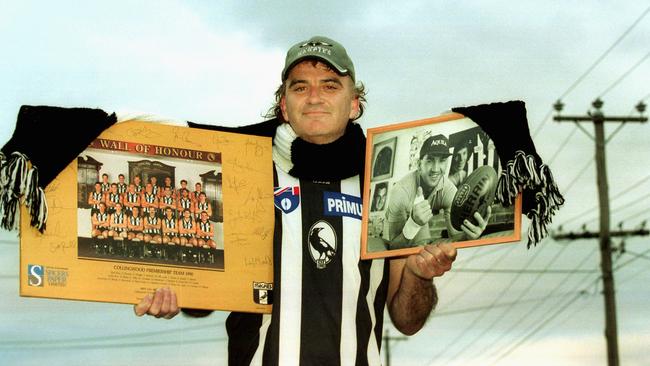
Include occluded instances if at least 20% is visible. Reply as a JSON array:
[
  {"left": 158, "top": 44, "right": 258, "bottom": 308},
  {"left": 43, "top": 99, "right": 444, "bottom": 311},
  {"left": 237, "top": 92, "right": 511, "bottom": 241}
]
[{"left": 226, "top": 166, "right": 389, "bottom": 366}]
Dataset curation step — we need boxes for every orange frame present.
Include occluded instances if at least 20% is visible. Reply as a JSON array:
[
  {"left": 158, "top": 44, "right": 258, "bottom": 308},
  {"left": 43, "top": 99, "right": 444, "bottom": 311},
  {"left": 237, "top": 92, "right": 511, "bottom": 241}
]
[{"left": 361, "top": 113, "right": 522, "bottom": 259}]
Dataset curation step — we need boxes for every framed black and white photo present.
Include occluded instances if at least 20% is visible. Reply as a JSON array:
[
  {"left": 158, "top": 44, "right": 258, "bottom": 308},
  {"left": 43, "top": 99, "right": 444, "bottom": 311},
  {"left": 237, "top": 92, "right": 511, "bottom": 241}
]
[
  {"left": 371, "top": 136, "right": 396, "bottom": 181},
  {"left": 361, "top": 113, "right": 522, "bottom": 259}
]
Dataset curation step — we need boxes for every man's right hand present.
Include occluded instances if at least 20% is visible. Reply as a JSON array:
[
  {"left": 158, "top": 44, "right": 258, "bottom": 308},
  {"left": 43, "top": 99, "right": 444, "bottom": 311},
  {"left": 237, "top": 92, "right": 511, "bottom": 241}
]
[
  {"left": 411, "top": 186, "right": 433, "bottom": 225},
  {"left": 134, "top": 287, "right": 180, "bottom": 319}
]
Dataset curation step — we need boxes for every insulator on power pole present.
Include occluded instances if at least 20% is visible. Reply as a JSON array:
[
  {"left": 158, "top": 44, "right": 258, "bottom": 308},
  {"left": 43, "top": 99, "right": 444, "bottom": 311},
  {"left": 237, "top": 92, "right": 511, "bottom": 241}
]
[{"left": 636, "top": 101, "right": 646, "bottom": 115}]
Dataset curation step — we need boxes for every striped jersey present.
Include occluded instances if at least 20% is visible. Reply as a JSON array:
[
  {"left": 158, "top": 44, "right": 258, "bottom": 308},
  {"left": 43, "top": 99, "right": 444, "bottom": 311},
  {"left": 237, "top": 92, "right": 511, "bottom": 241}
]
[{"left": 226, "top": 166, "right": 389, "bottom": 366}]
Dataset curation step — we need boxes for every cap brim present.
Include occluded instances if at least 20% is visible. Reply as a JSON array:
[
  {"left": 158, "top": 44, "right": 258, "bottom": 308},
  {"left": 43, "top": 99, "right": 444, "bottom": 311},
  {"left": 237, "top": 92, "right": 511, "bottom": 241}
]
[{"left": 283, "top": 55, "right": 351, "bottom": 80}]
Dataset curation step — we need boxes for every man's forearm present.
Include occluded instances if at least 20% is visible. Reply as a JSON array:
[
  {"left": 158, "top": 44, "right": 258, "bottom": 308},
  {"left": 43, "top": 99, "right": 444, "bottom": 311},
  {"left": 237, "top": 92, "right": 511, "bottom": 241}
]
[{"left": 388, "top": 265, "right": 438, "bottom": 335}]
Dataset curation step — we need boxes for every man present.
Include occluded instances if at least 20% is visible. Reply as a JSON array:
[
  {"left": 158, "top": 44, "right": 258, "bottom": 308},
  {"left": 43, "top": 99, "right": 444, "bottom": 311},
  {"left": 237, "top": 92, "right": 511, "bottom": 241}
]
[
  {"left": 123, "top": 183, "right": 141, "bottom": 216},
  {"left": 100, "top": 173, "right": 111, "bottom": 193},
  {"left": 135, "top": 36, "right": 457, "bottom": 365},
  {"left": 105, "top": 183, "right": 122, "bottom": 214},
  {"left": 141, "top": 183, "right": 159, "bottom": 215},
  {"left": 386, "top": 135, "right": 490, "bottom": 249},
  {"left": 448, "top": 139, "right": 473, "bottom": 187},
  {"left": 87, "top": 182, "right": 104, "bottom": 215},
  {"left": 116, "top": 173, "right": 128, "bottom": 195},
  {"left": 371, "top": 182, "right": 388, "bottom": 212}
]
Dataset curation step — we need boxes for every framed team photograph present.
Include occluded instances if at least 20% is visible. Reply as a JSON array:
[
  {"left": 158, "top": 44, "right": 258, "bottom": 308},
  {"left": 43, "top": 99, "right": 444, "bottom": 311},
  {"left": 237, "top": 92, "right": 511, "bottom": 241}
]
[
  {"left": 371, "top": 136, "right": 396, "bottom": 181},
  {"left": 361, "top": 112, "right": 522, "bottom": 259},
  {"left": 20, "top": 120, "right": 275, "bottom": 313},
  {"left": 77, "top": 138, "right": 225, "bottom": 270}
]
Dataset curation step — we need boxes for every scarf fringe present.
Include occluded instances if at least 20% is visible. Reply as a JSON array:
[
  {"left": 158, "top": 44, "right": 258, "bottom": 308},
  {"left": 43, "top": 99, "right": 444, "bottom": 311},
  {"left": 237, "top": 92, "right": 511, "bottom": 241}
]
[
  {"left": 0, "top": 152, "right": 48, "bottom": 232},
  {"left": 495, "top": 151, "right": 565, "bottom": 248}
]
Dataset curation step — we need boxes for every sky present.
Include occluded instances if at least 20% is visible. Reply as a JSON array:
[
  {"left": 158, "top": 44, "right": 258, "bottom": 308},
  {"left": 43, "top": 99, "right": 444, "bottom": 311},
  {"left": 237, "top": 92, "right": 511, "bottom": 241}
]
[{"left": 1, "top": 1, "right": 649, "bottom": 365}]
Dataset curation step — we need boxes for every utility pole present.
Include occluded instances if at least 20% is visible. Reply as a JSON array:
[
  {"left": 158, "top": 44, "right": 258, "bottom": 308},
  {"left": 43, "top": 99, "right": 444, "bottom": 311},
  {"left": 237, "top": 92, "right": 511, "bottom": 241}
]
[
  {"left": 383, "top": 328, "right": 407, "bottom": 366},
  {"left": 552, "top": 98, "right": 647, "bottom": 366}
]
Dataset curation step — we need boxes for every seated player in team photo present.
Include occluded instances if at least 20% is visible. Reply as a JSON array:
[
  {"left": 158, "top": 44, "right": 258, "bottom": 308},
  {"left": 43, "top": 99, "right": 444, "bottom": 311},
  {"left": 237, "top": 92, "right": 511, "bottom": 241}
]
[
  {"left": 126, "top": 206, "right": 144, "bottom": 258},
  {"left": 91, "top": 202, "right": 110, "bottom": 240},
  {"left": 196, "top": 211, "right": 215, "bottom": 249},
  {"left": 143, "top": 208, "right": 162, "bottom": 244}
]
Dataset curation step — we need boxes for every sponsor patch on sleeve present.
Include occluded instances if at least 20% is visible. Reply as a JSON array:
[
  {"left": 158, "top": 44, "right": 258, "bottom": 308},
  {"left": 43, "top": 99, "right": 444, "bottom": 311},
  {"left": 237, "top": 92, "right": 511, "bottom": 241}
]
[{"left": 323, "top": 191, "right": 362, "bottom": 220}]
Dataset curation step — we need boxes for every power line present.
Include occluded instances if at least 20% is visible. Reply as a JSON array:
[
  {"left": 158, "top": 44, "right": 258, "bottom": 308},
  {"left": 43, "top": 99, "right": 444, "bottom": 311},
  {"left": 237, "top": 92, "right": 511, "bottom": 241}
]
[
  {"left": 475, "top": 246, "right": 598, "bottom": 364},
  {"left": 547, "top": 125, "right": 578, "bottom": 165},
  {"left": 445, "top": 240, "right": 574, "bottom": 365},
  {"left": 435, "top": 244, "right": 514, "bottom": 311},
  {"left": 560, "top": 158, "right": 594, "bottom": 195},
  {"left": 433, "top": 291, "right": 581, "bottom": 317},
  {"left": 0, "top": 337, "right": 227, "bottom": 351},
  {"left": 573, "top": 191, "right": 650, "bottom": 228},
  {"left": 599, "top": 50, "right": 650, "bottom": 98},
  {"left": 428, "top": 243, "right": 548, "bottom": 365},
  {"left": 558, "top": 173, "right": 650, "bottom": 227},
  {"left": 489, "top": 246, "right": 650, "bottom": 364},
  {"left": 437, "top": 244, "right": 517, "bottom": 294},
  {"left": 0, "top": 321, "right": 225, "bottom": 346},
  {"left": 424, "top": 246, "right": 516, "bottom": 365},
  {"left": 452, "top": 267, "right": 597, "bottom": 274},
  {"left": 487, "top": 275, "right": 601, "bottom": 366},
  {"left": 559, "top": 4, "right": 650, "bottom": 100}
]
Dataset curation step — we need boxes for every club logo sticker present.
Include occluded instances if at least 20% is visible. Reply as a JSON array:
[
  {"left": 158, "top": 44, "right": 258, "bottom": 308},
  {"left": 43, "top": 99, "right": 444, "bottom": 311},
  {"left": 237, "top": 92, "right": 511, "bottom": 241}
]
[
  {"left": 253, "top": 281, "right": 274, "bottom": 305},
  {"left": 28, "top": 264, "right": 44, "bottom": 287},
  {"left": 274, "top": 186, "right": 300, "bottom": 214},
  {"left": 308, "top": 220, "right": 337, "bottom": 269}
]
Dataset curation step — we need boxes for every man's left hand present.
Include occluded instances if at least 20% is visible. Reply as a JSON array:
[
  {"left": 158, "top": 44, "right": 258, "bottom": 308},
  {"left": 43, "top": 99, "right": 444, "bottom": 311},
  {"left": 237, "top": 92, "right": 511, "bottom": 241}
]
[
  {"left": 405, "top": 243, "right": 457, "bottom": 280},
  {"left": 460, "top": 206, "right": 491, "bottom": 240}
]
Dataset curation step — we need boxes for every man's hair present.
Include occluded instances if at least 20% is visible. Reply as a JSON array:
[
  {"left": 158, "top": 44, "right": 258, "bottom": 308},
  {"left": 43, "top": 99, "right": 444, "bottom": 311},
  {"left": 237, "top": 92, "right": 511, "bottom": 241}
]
[{"left": 264, "top": 60, "right": 367, "bottom": 123}]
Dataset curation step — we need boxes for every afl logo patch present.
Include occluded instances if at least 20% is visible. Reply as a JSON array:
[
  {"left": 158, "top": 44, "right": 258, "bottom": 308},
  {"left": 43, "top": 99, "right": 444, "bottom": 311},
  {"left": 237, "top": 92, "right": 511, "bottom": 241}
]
[
  {"left": 274, "top": 186, "right": 300, "bottom": 214},
  {"left": 308, "top": 220, "right": 337, "bottom": 269}
]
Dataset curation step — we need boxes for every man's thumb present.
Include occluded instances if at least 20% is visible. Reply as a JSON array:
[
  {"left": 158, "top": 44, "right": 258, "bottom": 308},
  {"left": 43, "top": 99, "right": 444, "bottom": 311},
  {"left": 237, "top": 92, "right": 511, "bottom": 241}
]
[{"left": 414, "top": 186, "right": 425, "bottom": 203}]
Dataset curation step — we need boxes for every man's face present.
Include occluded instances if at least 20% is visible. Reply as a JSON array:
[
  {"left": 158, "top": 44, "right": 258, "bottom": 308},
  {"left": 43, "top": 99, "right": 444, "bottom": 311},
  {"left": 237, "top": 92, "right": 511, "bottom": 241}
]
[
  {"left": 134, "top": 176, "right": 141, "bottom": 184},
  {"left": 195, "top": 183, "right": 201, "bottom": 191},
  {"left": 119, "top": 175, "right": 125, "bottom": 183},
  {"left": 453, "top": 147, "right": 469, "bottom": 170},
  {"left": 95, "top": 183, "right": 101, "bottom": 192},
  {"left": 128, "top": 184, "right": 135, "bottom": 193},
  {"left": 374, "top": 187, "right": 387, "bottom": 210},
  {"left": 280, "top": 61, "right": 359, "bottom": 144},
  {"left": 102, "top": 175, "right": 108, "bottom": 183},
  {"left": 418, "top": 154, "right": 449, "bottom": 190}
]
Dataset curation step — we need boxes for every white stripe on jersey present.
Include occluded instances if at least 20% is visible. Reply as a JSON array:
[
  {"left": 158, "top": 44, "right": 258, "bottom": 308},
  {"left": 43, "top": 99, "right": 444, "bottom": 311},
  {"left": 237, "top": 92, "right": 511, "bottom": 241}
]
[
  {"left": 276, "top": 167, "right": 302, "bottom": 366},
  {"left": 340, "top": 176, "right": 361, "bottom": 366}
]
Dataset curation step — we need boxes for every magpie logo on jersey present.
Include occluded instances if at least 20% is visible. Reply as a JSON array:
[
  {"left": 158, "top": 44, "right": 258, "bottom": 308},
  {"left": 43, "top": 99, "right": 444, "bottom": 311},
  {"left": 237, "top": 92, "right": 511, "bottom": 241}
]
[
  {"left": 323, "top": 191, "right": 362, "bottom": 220},
  {"left": 274, "top": 186, "right": 300, "bottom": 214},
  {"left": 308, "top": 220, "right": 337, "bottom": 269}
]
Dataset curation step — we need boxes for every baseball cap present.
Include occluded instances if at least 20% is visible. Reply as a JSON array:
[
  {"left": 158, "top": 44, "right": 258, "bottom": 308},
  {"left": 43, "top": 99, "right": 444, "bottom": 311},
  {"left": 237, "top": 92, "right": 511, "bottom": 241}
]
[
  {"left": 420, "top": 134, "right": 452, "bottom": 158},
  {"left": 282, "top": 36, "right": 355, "bottom": 81}
]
